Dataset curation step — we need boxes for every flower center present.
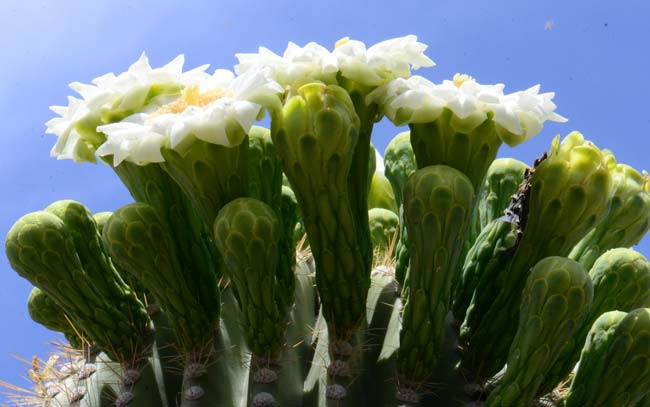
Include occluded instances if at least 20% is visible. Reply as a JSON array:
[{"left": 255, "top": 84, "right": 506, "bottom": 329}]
[
  {"left": 153, "top": 85, "right": 233, "bottom": 116},
  {"left": 453, "top": 73, "right": 473, "bottom": 88}
]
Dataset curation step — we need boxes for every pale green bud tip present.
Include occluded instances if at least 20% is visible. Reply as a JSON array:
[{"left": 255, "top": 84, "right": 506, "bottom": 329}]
[
  {"left": 487, "top": 158, "right": 528, "bottom": 175},
  {"left": 214, "top": 197, "right": 280, "bottom": 248},
  {"left": 368, "top": 208, "right": 399, "bottom": 249}
]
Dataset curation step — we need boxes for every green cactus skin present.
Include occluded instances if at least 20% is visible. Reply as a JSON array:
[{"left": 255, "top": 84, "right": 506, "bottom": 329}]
[
  {"left": 460, "top": 132, "right": 614, "bottom": 380},
  {"left": 159, "top": 132, "right": 249, "bottom": 229},
  {"left": 103, "top": 202, "right": 215, "bottom": 352},
  {"left": 5, "top": 205, "right": 151, "bottom": 363},
  {"left": 383, "top": 131, "right": 417, "bottom": 286},
  {"left": 452, "top": 218, "right": 518, "bottom": 323},
  {"left": 94, "top": 211, "right": 152, "bottom": 305},
  {"left": 409, "top": 108, "right": 502, "bottom": 192},
  {"left": 368, "top": 143, "right": 377, "bottom": 193},
  {"left": 214, "top": 198, "right": 289, "bottom": 358},
  {"left": 563, "top": 308, "right": 650, "bottom": 407},
  {"left": 270, "top": 82, "right": 367, "bottom": 338},
  {"left": 384, "top": 131, "right": 417, "bottom": 209},
  {"left": 368, "top": 172, "right": 399, "bottom": 214},
  {"left": 456, "top": 158, "right": 526, "bottom": 319},
  {"left": 570, "top": 164, "right": 650, "bottom": 270},
  {"left": 472, "top": 158, "right": 528, "bottom": 245},
  {"left": 538, "top": 248, "right": 650, "bottom": 396},
  {"left": 101, "top": 203, "right": 230, "bottom": 406},
  {"left": 397, "top": 165, "right": 475, "bottom": 388},
  {"left": 248, "top": 127, "right": 296, "bottom": 313},
  {"left": 109, "top": 160, "right": 223, "bottom": 320},
  {"left": 368, "top": 208, "right": 399, "bottom": 252},
  {"left": 28, "top": 287, "right": 82, "bottom": 349},
  {"left": 338, "top": 77, "right": 380, "bottom": 291},
  {"left": 486, "top": 256, "right": 594, "bottom": 407},
  {"left": 636, "top": 393, "right": 650, "bottom": 407},
  {"left": 558, "top": 310, "right": 628, "bottom": 406},
  {"left": 304, "top": 272, "right": 402, "bottom": 406}
]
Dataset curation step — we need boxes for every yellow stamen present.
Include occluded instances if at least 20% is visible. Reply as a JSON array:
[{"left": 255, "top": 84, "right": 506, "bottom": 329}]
[
  {"left": 453, "top": 73, "right": 474, "bottom": 88},
  {"left": 335, "top": 37, "right": 350, "bottom": 48},
  {"left": 152, "top": 85, "right": 233, "bottom": 117}
]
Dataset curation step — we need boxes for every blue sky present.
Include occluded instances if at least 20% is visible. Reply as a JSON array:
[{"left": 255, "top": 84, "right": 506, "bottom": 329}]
[{"left": 0, "top": 0, "right": 648, "bottom": 398}]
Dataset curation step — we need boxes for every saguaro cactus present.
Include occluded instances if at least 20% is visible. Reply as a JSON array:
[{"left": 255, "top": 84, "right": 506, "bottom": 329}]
[{"left": 6, "top": 37, "right": 650, "bottom": 407}]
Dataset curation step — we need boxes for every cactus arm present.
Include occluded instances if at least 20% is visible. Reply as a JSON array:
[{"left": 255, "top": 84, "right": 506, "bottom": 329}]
[
  {"left": 460, "top": 132, "right": 614, "bottom": 380},
  {"left": 383, "top": 131, "right": 417, "bottom": 285},
  {"left": 248, "top": 127, "right": 297, "bottom": 312},
  {"left": 563, "top": 309, "right": 650, "bottom": 406},
  {"left": 271, "top": 82, "right": 367, "bottom": 337},
  {"left": 397, "top": 165, "right": 475, "bottom": 398},
  {"left": 570, "top": 164, "right": 650, "bottom": 269},
  {"left": 452, "top": 218, "right": 517, "bottom": 323},
  {"left": 486, "top": 257, "right": 593, "bottom": 407},
  {"left": 5, "top": 209, "right": 150, "bottom": 363},
  {"left": 339, "top": 78, "right": 379, "bottom": 283},
  {"left": 538, "top": 248, "right": 650, "bottom": 396},
  {"left": 110, "top": 160, "right": 223, "bottom": 320}
]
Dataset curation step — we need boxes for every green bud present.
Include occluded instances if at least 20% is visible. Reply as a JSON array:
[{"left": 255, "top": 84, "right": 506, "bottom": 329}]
[
  {"left": 487, "top": 257, "right": 593, "bottom": 407},
  {"left": 102, "top": 202, "right": 214, "bottom": 352},
  {"left": 564, "top": 308, "right": 650, "bottom": 406},
  {"left": 214, "top": 198, "right": 288, "bottom": 357},
  {"left": 368, "top": 172, "right": 398, "bottom": 213},
  {"left": 571, "top": 164, "right": 650, "bottom": 269},
  {"left": 27, "top": 287, "right": 82, "bottom": 349},
  {"left": 6, "top": 205, "right": 150, "bottom": 362},
  {"left": 368, "top": 208, "right": 399, "bottom": 252},
  {"left": 461, "top": 131, "right": 615, "bottom": 379},
  {"left": 398, "top": 165, "right": 474, "bottom": 383},
  {"left": 383, "top": 131, "right": 417, "bottom": 208},
  {"left": 540, "top": 248, "right": 650, "bottom": 395},
  {"left": 383, "top": 131, "right": 417, "bottom": 285},
  {"left": 271, "top": 82, "right": 367, "bottom": 336},
  {"left": 475, "top": 158, "right": 528, "bottom": 239}
]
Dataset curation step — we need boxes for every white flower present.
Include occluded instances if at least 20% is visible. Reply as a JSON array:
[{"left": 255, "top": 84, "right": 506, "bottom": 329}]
[
  {"left": 46, "top": 96, "right": 90, "bottom": 160},
  {"left": 333, "top": 35, "right": 435, "bottom": 86},
  {"left": 235, "top": 35, "right": 434, "bottom": 90},
  {"left": 46, "top": 53, "right": 210, "bottom": 162},
  {"left": 235, "top": 42, "right": 339, "bottom": 89},
  {"left": 370, "top": 73, "right": 567, "bottom": 146},
  {"left": 97, "top": 67, "right": 283, "bottom": 166}
]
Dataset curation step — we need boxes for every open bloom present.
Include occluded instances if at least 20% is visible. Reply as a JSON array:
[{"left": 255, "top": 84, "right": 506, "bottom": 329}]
[
  {"left": 369, "top": 73, "right": 567, "bottom": 146},
  {"left": 235, "top": 35, "right": 435, "bottom": 91},
  {"left": 96, "top": 67, "right": 283, "bottom": 166},
  {"left": 46, "top": 53, "right": 210, "bottom": 162}
]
